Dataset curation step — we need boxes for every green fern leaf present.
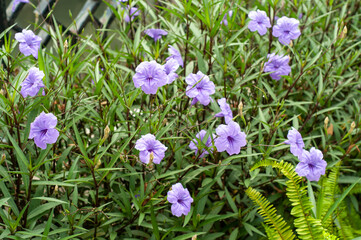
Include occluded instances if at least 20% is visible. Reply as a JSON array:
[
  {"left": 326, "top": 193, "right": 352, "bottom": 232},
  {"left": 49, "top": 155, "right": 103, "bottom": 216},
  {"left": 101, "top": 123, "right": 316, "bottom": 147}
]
[
  {"left": 246, "top": 187, "right": 297, "bottom": 240},
  {"left": 251, "top": 160, "right": 324, "bottom": 240}
]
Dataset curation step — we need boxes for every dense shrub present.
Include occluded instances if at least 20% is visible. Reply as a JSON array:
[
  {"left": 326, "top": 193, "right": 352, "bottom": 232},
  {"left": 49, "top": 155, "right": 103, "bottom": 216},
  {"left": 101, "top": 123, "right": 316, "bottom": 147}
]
[{"left": 0, "top": 0, "right": 360, "bottom": 239}]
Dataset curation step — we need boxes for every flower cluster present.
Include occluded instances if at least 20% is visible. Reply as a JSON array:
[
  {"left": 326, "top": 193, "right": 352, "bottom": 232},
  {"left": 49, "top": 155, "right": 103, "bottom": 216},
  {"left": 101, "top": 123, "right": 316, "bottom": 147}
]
[
  {"left": 285, "top": 128, "right": 327, "bottom": 181},
  {"left": 247, "top": 9, "right": 301, "bottom": 45}
]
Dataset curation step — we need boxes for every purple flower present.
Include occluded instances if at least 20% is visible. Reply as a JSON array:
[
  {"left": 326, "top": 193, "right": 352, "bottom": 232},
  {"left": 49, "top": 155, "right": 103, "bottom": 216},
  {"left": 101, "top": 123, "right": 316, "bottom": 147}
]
[
  {"left": 12, "top": 0, "right": 29, "bottom": 12},
  {"left": 284, "top": 127, "right": 304, "bottom": 157},
  {"left": 272, "top": 16, "right": 301, "bottom": 45},
  {"left": 166, "top": 45, "right": 183, "bottom": 67},
  {"left": 215, "top": 121, "right": 246, "bottom": 155},
  {"left": 144, "top": 29, "right": 168, "bottom": 42},
  {"left": 189, "top": 130, "right": 215, "bottom": 158},
  {"left": 123, "top": 5, "right": 139, "bottom": 22},
  {"left": 185, "top": 71, "right": 215, "bottom": 106},
  {"left": 163, "top": 59, "right": 179, "bottom": 84},
  {"left": 135, "top": 134, "right": 167, "bottom": 164},
  {"left": 264, "top": 53, "right": 291, "bottom": 80},
  {"left": 15, "top": 29, "right": 42, "bottom": 59},
  {"left": 215, "top": 98, "right": 233, "bottom": 124},
  {"left": 298, "top": 13, "right": 303, "bottom": 19},
  {"left": 167, "top": 183, "right": 193, "bottom": 217},
  {"left": 221, "top": 10, "right": 233, "bottom": 26},
  {"left": 248, "top": 10, "right": 271, "bottom": 36},
  {"left": 133, "top": 60, "right": 168, "bottom": 94},
  {"left": 15, "top": 29, "right": 41, "bottom": 59},
  {"left": 20, "top": 67, "right": 45, "bottom": 98},
  {"left": 29, "top": 112, "right": 59, "bottom": 150},
  {"left": 295, "top": 147, "right": 327, "bottom": 181}
]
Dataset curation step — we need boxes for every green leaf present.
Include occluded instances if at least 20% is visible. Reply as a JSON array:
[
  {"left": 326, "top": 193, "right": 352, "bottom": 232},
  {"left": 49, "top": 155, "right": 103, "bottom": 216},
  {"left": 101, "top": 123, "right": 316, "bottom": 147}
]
[{"left": 322, "top": 178, "right": 361, "bottom": 224}]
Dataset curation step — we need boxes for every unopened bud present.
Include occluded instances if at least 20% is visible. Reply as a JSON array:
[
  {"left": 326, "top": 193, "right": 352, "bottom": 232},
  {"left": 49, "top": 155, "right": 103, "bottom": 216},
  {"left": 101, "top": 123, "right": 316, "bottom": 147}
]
[
  {"left": 64, "top": 40, "right": 68, "bottom": 52},
  {"left": 54, "top": 185, "right": 59, "bottom": 194},
  {"left": 324, "top": 117, "right": 329, "bottom": 129},
  {"left": 238, "top": 102, "right": 243, "bottom": 117},
  {"left": 102, "top": 125, "right": 110, "bottom": 141},
  {"left": 340, "top": 26, "right": 347, "bottom": 39},
  {"left": 350, "top": 121, "right": 356, "bottom": 133},
  {"left": 149, "top": 152, "right": 154, "bottom": 165},
  {"left": 0, "top": 154, "right": 5, "bottom": 165},
  {"left": 192, "top": 235, "right": 197, "bottom": 240},
  {"left": 95, "top": 158, "right": 101, "bottom": 169}
]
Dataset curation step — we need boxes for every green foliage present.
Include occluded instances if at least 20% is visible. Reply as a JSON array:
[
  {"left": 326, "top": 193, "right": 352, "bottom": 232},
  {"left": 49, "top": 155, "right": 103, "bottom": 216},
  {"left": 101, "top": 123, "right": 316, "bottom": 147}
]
[
  {"left": 246, "top": 187, "right": 296, "bottom": 240},
  {"left": 0, "top": 0, "right": 360, "bottom": 239},
  {"left": 251, "top": 160, "right": 324, "bottom": 239}
]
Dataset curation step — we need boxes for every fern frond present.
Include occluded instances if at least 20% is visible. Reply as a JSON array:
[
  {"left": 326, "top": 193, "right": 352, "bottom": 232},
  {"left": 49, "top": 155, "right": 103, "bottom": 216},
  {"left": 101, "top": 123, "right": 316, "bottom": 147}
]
[
  {"left": 319, "top": 162, "right": 340, "bottom": 233},
  {"left": 263, "top": 223, "right": 282, "bottom": 240},
  {"left": 246, "top": 187, "right": 296, "bottom": 240},
  {"left": 251, "top": 160, "right": 324, "bottom": 240},
  {"left": 337, "top": 195, "right": 355, "bottom": 239}
]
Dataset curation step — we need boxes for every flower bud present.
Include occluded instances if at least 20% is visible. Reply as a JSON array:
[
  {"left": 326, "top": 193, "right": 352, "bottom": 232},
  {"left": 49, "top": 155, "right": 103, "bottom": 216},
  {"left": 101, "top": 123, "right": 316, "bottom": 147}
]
[
  {"left": 192, "top": 235, "right": 197, "bottom": 240},
  {"left": 238, "top": 102, "right": 243, "bottom": 117},
  {"left": 64, "top": 40, "right": 68, "bottom": 53},
  {"left": 324, "top": 116, "right": 329, "bottom": 129},
  {"left": 0, "top": 154, "right": 5, "bottom": 165},
  {"left": 350, "top": 121, "right": 356, "bottom": 133},
  {"left": 102, "top": 125, "right": 110, "bottom": 141},
  {"left": 340, "top": 26, "right": 347, "bottom": 40},
  {"left": 149, "top": 152, "right": 154, "bottom": 165},
  {"left": 95, "top": 158, "right": 101, "bottom": 169}
]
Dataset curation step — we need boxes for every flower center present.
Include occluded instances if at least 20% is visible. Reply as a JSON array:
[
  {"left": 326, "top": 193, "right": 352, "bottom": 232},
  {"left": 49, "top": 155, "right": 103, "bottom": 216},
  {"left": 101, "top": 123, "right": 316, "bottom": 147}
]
[
  {"left": 177, "top": 199, "right": 183, "bottom": 204},
  {"left": 147, "top": 77, "right": 153, "bottom": 83},
  {"left": 40, "top": 129, "right": 48, "bottom": 137},
  {"left": 284, "top": 30, "right": 290, "bottom": 34},
  {"left": 308, "top": 163, "right": 315, "bottom": 170},
  {"left": 257, "top": 21, "right": 263, "bottom": 24},
  {"left": 227, "top": 136, "right": 234, "bottom": 143}
]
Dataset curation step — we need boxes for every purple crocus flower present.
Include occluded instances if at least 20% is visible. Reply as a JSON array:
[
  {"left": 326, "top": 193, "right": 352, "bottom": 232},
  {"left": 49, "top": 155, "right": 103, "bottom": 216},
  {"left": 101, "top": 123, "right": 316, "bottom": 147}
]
[
  {"left": 135, "top": 134, "right": 167, "bottom": 164},
  {"left": 15, "top": 29, "right": 42, "bottom": 59},
  {"left": 12, "top": 0, "right": 29, "bottom": 12},
  {"left": 295, "top": 147, "right": 327, "bottom": 181},
  {"left": 166, "top": 45, "right": 183, "bottom": 67},
  {"left": 221, "top": 10, "right": 233, "bottom": 26},
  {"left": 272, "top": 16, "right": 301, "bottom": 45},
  {"left": 214, "top": 121, "right": 247, "bottom": 155},
  {"left": 123, "top": 5, "right": 139, "bottom": 22},
  {"left": 264, "top": 53, "right": 291, "bottom": 80},
  {"left": 163, "top": 59, "right": 179, "bottom": 84},
  {"left": 29, "top": 112, "right": 59, "bottom": 150},
  {"left": 167, "top": 183, "right": 193, "bottom": 217},
  {"left": 284, "top": 127, "right": 304, "bottom": 157},
  {"left": 20, "top": 67, "right": 45, "bottom": 98},
  {"left": 248, "top": 10, "right": 271, "bottom": 36},
  {"left": 133, "top": 60, "right": 168, "bottom": 94},
  {"left": 185, "top": 71, "right": 215, "bottom": 106},
  {"left": 189, "top": 130, "right": 215, "bottom": 158},
  {"left": 215, "top": 98, "right": 233, "bottom": 124},
  {"left": 144, "top": 29, "right": 168, "bottom": 42}
]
